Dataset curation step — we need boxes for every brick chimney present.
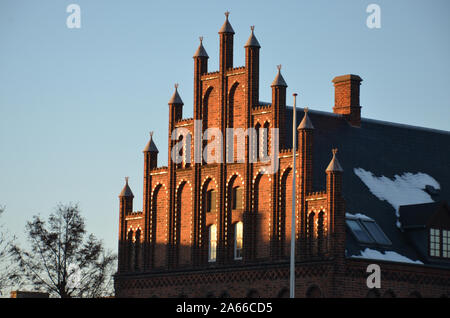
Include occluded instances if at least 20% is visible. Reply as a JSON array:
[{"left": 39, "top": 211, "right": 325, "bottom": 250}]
[{"left": 332, "top": 74, "right": 363, "bottom": 127}]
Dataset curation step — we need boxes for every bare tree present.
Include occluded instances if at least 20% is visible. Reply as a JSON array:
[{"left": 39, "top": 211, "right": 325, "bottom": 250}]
[
  {"left": 0, "top": 206, "right": 20, "bottom": 296},
  {"left": 10, "top": 203, "right": 116, "bottom": 298}
]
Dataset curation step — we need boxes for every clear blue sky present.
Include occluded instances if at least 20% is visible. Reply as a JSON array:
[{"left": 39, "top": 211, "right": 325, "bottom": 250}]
[{"left": 1, "top": 0, "right": 449, "bottom": 252}]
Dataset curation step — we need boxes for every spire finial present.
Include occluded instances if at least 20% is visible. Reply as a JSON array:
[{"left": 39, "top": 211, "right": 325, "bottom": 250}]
[
  {"left": 199, "top": 36, "right": 203, "bottom": 44},
  {"left": 271, "top": 64, "right": 287, "bottom": 87},
  {"left": 169, "top": 83, "right": 183, "bottom": 105},
  {"left": 219, "top": 10, "right": 234, "bottom": 34},
  {"left": 250, "top": 25, "right": 255, "bottom": 32},
  {"left": 304, "top": 107, "right": 309, "bottom": 114},
  {"left": 332, "top": 148, "right": 338, "bottom": 156},
  {"left": 150, "top": 131, "right": 154, "bottom": 139},
  {"left": 326, "top": 148, "right": 343, "bottom": 172},
  {"left": 125, "top": 176, "right": 129, "bottom": 184}
]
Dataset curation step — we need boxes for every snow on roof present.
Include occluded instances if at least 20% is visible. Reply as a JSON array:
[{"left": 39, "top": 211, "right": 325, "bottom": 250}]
[
  {"left": 354, "top": 168, "right": 440, "bottom": 227},
  {"left": 351, "top": 248, "right": 423, "bottom": 265},
  {"left": 345, "top": 212, "right": 374, "bottom": 221}
]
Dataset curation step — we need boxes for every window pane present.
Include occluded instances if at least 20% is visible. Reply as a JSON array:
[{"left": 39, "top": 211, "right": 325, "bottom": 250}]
[
  {"left": 209, "top": 225, "right": 217, "bottom": 262},
  {"left": 232, "top": 187, "right": 238, "bottom": 210},
  {"left": 206, "top": 190, "right": 212, "bottom": 212},
  {"left": 430, "top": 228, "right": 440, "bottom": 257},
  {"left": 346, "top": 220, "right": 374, "bottom": 244},
  {"left": 443, "top": 230, "right": 450, "bottom": 259},
  {"left": 235, "top": 188, "right": 242, "bottom": 210},
  {"left": 362, "top": 221, "right": 391, "bottom": 245},
  {"left": 211, "top": 191, "right": 216, "bottom": 212}
]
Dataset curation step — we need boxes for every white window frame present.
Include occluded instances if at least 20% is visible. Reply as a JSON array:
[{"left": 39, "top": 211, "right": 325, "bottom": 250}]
[
  {"left": 430, "top": 228, "right": 441, "bottom": 257},
  {"left": 443, "top": 230, "right": 450, "bottom": 258}
]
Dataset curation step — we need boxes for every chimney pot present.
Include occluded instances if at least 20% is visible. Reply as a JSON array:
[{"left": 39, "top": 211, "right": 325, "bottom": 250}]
[{"left": 332, "top": 74, "right": 363, "bottom": 127}]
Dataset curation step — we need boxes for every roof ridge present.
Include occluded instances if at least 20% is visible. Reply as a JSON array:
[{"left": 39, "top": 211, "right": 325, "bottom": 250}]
[{"left": 282, "top": 105, "right": 450, "bottom": 134}]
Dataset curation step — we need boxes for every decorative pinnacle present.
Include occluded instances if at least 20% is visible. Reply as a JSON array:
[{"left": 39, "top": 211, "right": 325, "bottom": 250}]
[
  {"left": 174, "top": 83, "right": 179, "bottom": 90},
  {"left": 150, "top": 131, "right": 154, "bottom": 139},
  {"left": 304, "top": 107, "right": 309, "bottom": 113},
  {"left": 293, "top": 93, "right": 298, "bottom": 96},
  {"left": 277, "top": 64, "right": 282, "bottom": 72},
  {"left": 199, "top": 36, "right": 203, "bottom": 43},
  {"left": 225, "top": 11, "right": 230, "bottom": 19},
  {"left": 125, "top": 176, "right": 129, "bottom": 184},
  {"left": 250, "top": 25, "right": 255, "bottom": 32},
  {"left": 332, "top": 148, "right": 338, "bottom": 156},
  {"left": 325, "top": 147, "right": 343, "bottom": 172}
]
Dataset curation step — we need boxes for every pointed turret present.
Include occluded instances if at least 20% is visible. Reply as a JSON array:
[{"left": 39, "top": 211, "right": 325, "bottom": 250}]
[
  {"left": 325, "top": 148, "right": 345, "bottom": 262},
  {"left": 143, "top": 131, "right": 159, "bottom": 171},
  {"left": 143, "top": 131, "right": 159, "bottom": 153},
  {"left": 193, "top": 37, "right": 208, "bottom": 119},
  {"left": 218, "top": 11, "right": 234, "bottom": 71},
  {"left": 326, "top": 148, "right": 343, "bottom": 172},
  {"left": 118, "top": 176, "right": 134, "bottom": 272},
  {"left": 271, "top": 65, "right": 288, "bottom": 87},
  {"left": 218, "top": 11, "right": 235, "bottom": 34},
  {"left": 168, "top": 84, "right": 183, "bottom": 122},
  {"left": 298, "top": 107, "right": 314, "bottom": 130},
  {"left": 297, "top": 98, "right": 314, "bottom": 198},
  {"left": 193, "top": 36, "right": 209, "bottom": 58},
  {"left": 168, "top": 83, "right": 184, "bottom": 105},
  {"left": 244, "top": 25, "right": 260, "bottom": 48},
  {"left": 271, "top": 65, "right": 287, "bottom": 147},
  {"left": 245, "top": 26, "right": 260, "bottom": 108},
  {"left": 119, "top": 176, "right": 134, "bottom": 198}
]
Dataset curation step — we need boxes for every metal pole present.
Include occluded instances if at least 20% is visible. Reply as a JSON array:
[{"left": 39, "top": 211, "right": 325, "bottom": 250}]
[{"left": 290, "top": 93, "right": 297, "bottom": 298}]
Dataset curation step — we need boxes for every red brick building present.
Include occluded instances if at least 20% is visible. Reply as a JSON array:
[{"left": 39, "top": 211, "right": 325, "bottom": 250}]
[{"left": 114, "top": 14, "right": 450, "bottom": 298}]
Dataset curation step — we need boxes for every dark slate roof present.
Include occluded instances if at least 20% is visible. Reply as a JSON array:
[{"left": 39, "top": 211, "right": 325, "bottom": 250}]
[
  {"left": 399, "top": 202, "right": 444, "bottom": 228},
  {"left": 283, "top": 105, "right": 450, "bottom": 267}
]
